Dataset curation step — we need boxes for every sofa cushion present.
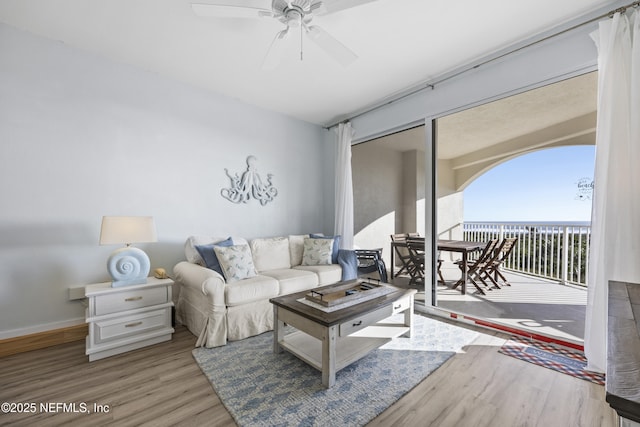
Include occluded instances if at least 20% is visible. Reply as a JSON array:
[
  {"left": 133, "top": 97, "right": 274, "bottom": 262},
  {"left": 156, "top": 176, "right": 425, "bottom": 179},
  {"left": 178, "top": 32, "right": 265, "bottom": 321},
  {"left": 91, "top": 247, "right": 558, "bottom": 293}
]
[
  {"left": 289, "top": 234, "right": 306, "bottom": 267},
  {"left": 194, "top": 237, "right": 233, "bottom": 276},
  {"left": 185, "top": 235, "right": 248, "bottom": 265},
  {"left": 250, "top": 237, "right": 291, "bottom": 272},
  {"left": 225, "top": 275, "right": 279, "bottom": 306},
  {"left": 301, "top": 237, "right": 334, "bottom": 266},
  {"left": 293, "top": 264, "right": 342, "bottom": 286},
  {"left": 214, "top": 244, "right": 258, "bottom": 283},
  {"left": 261, "top": 268, "right": 318, "bottom": 295}
]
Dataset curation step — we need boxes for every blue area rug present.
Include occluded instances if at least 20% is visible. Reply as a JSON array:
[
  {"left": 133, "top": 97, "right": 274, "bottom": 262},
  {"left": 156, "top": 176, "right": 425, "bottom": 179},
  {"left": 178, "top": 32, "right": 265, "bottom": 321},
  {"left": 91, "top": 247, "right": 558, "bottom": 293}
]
[
  {"left": 192, "top": 314, "right": 478, "bottom": 427},
  {"left": 499, "top": 336, "right": 605, "bottom": 385}
]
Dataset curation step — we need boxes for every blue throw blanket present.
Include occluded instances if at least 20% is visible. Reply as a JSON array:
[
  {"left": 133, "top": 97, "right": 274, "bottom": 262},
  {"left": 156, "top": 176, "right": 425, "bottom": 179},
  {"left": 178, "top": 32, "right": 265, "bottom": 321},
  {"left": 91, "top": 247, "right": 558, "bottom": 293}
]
[{"left": 337, "top": 249, "right": 358, "bottom": 281}]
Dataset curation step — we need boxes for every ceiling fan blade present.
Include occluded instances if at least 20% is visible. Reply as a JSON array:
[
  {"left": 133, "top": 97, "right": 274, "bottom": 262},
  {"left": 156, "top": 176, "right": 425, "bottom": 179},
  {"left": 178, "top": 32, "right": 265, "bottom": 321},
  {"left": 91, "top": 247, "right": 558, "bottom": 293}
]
[
  {"left": 262, "top": 28, "right": 290, "bottom": 70},
  {"left": 191, "top": 1, "right": 271, "bottom": 19},
  {"left": 306, "top": 25, "right": 357, "bottom": 67},
  {"left": 314, "top": 0, "right": 378, "bottom": 15}
]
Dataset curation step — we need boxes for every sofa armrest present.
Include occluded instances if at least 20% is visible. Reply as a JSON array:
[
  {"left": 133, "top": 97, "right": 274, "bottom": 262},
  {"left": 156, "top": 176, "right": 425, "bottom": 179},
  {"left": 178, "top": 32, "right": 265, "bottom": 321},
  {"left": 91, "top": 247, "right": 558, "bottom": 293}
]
[
  {"left": 173, "top": 261, "right": 225, "bottom": 295},
  {"left": 173, "top": 261, "right": 229, "bottom": 347}
]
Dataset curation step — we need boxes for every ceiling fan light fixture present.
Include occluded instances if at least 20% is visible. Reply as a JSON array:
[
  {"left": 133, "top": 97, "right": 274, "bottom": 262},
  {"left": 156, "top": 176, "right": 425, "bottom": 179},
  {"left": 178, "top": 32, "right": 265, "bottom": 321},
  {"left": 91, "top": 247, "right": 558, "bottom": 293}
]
[
  {"left": 192, "top": 0, "right": 377, "bottom": 68},
  {"left": 284, "top": 9, "right": 303, "bottom": 27}
]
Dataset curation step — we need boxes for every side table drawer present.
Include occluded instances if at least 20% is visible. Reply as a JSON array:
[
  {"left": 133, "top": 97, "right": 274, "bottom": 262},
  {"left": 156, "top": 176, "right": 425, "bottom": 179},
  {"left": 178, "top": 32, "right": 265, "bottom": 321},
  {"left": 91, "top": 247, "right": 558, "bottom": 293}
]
[
  {"left": 91, "top": 307, "right": 171, "bottom": 344},
  {"left": 391, "top": 295, "right": 412, "bottom": 315},
  {"left": 339, "top": 305, "right": 392, "bottom": 337},
  {"left": 94, "top": 286, "right": 168, "bottom": 316}
]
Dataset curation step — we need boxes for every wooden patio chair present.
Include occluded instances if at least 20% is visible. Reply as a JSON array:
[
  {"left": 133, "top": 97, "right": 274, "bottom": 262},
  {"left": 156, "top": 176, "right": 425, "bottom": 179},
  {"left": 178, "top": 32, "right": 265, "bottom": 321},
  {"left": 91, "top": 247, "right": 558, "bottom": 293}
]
[
  {"left": 454, "top": 238, "right": 500, "bottom": 294},
  {"left": 479, "top": 237, "right": 518, "bottom": 288},
  {"left": 404, "top": 237, "right": 425, "bottom": 286},
  {"left": 436, "top": 251, "right": 446, "bottom": 284},
  {"left": 390, "top": 233, "right": 413, "bottom": 277}
]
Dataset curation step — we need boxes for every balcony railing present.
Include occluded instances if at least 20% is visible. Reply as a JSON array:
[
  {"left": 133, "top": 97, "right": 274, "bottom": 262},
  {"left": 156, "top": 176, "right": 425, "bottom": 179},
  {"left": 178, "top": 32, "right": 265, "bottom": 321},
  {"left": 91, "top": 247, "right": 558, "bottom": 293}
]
[{"left": 463, "top": 221, "right": 591, "bottom": 286}]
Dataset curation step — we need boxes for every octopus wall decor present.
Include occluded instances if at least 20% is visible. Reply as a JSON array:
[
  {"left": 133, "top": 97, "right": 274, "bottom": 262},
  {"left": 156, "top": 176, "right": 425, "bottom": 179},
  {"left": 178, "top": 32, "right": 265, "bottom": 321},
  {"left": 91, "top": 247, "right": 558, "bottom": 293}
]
[{"left": 221, "top": 156, "right": 278, "bottom": 205}]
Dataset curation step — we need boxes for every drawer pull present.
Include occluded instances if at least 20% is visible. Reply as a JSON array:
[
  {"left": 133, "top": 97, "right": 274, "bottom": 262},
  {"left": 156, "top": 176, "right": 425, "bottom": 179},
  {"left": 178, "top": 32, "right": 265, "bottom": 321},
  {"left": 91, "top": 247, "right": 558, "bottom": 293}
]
[
  {"left": 352, "top": 320, "right": 362, "bottom": 327},
  {"left": 394, "top": 304, "right": 402, "bottom": 310},
  {"left": 124, "top": 296, "right": 143, "bottom": 302},
  {"left": 125, "top": 321, "right": 143, "bottom": 328}
]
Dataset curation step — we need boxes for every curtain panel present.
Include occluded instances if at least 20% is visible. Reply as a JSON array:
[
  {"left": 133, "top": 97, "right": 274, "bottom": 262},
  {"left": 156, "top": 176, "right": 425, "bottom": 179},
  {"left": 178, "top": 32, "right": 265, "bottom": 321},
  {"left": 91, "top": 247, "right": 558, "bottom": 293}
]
[
  {"left": 334, "top": 122, "right": 354, "bottom": 249},
  {"left": 586, "top": 8, "right": 640, "bottom": 373}
]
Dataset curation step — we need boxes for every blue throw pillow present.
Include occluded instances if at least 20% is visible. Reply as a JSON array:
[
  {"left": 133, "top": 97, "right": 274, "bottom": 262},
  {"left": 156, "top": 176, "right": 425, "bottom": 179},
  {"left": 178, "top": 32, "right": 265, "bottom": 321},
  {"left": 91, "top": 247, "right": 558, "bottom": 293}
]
[
  {"left": 195, "top": 237, "right": 233, "bottom": 276},
  {"left": 309, "top": 234, "right": 341, "bottom": 264}
]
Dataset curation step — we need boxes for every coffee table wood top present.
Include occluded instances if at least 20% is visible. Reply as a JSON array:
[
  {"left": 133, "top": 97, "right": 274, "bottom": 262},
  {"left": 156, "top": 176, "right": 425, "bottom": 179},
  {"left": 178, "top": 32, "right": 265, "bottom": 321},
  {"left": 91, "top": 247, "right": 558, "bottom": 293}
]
[{"left": 270, "top": 280, "right": 416, "bottom": 327}]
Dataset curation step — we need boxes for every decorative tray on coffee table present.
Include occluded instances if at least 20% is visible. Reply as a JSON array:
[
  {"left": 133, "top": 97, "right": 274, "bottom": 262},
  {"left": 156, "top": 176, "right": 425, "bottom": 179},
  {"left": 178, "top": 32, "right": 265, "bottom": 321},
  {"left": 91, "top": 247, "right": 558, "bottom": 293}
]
[{"left": 305, "top": 279, "right": 394, "bottom": 308}]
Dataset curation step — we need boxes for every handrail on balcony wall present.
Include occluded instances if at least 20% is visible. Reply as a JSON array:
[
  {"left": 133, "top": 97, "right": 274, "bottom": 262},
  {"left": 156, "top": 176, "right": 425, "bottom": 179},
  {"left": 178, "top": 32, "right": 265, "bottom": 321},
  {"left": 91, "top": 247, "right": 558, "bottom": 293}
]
[{"left": 463, "top": 221, "right": 591, "bottom": 287}]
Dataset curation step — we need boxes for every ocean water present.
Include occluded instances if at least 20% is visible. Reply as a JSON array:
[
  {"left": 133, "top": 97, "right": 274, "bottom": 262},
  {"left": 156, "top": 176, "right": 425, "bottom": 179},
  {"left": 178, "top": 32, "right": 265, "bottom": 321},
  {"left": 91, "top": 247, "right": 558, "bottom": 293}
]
[{"left": 464, "top": 221, "right": 591, "bottom": 226}]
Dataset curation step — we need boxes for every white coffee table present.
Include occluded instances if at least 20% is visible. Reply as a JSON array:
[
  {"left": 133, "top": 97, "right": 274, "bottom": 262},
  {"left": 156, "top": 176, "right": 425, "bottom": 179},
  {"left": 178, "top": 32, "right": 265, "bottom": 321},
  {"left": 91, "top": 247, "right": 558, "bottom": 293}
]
[{"left": 270, "top": 281, "right": 416, "bottom": 388}]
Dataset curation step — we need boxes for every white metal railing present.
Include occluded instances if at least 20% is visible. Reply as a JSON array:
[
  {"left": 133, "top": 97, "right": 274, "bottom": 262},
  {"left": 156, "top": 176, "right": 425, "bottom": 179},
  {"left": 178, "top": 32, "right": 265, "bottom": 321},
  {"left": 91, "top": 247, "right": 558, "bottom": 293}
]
[{"left": 463, "top": 221, "right": 591, "bottom": 286}]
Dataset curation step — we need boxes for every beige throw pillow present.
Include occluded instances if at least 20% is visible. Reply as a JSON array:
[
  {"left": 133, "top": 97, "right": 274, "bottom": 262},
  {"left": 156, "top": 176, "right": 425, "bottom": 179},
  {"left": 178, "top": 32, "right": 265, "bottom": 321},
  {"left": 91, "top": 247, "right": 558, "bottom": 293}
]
[
  {"left": 214, "top": 244, "right": 258, "bottom": 283},
  {"left": 301, "top": 237, "right": 334, "bottom": 266}
]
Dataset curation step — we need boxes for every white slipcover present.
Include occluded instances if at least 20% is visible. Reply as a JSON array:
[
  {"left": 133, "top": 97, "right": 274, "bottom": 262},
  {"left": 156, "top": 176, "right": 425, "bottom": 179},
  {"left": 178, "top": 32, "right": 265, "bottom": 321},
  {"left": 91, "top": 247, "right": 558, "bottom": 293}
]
[{"left": 174, "top": 234, "right": 342, "bottom": 347}]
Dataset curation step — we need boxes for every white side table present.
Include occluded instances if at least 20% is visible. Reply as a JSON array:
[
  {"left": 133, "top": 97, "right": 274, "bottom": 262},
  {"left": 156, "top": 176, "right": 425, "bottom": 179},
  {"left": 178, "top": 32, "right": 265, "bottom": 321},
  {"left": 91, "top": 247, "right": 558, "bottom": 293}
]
[{"left": 85, "top": 277, "right": 174, "bottom": 361}]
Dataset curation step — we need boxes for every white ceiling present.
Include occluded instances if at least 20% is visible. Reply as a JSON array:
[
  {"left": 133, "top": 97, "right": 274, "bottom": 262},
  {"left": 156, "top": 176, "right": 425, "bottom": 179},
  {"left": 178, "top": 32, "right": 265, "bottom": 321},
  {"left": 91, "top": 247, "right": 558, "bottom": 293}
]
[{"left": 0, "top": 0, "right": 618, "bottom": 126}]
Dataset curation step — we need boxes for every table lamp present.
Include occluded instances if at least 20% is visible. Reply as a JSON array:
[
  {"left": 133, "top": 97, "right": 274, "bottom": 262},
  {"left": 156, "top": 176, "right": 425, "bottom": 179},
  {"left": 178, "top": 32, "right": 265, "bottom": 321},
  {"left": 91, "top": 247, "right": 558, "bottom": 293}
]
[{"left": 99, "top": 216, "right": 157, "bottom": 287}]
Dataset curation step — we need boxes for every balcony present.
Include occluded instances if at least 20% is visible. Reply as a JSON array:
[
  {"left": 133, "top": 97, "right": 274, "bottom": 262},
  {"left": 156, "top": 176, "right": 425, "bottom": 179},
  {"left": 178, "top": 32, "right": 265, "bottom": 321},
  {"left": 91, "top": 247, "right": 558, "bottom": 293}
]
[
  {"left": 389, "top": 221, "right": 590, "bottom": 346},
  {"left": 435, "top": 267, "right": 587, "bottom": 346}
]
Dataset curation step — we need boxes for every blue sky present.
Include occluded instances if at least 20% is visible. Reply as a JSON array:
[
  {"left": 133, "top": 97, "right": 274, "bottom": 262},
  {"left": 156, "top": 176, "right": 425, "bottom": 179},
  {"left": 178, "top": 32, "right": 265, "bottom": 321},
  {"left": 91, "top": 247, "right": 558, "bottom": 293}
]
[{"left": 463, "top": 145, "right": 595, "bottom": 222}]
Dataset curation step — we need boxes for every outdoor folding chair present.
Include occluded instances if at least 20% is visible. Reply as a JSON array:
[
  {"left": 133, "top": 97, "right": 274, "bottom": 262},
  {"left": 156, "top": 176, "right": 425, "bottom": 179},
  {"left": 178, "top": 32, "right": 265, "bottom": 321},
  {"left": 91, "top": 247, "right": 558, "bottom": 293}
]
[
  {"left": 480, "top": 237, "right": 518, "bottom": 288},
  {"left": 436, "top": 251, "right": 446, "bottom": 284},
  {"left": 454, "top": 238, "right": 499, "bottom": 294},
  {"left": 354, "top": 248, "right": 388, "bottom": 283},
  {"left": 390, "top": 233, "right": 413, "bottom": 277},
  {"left": 404, "top": 237, "right": 425, "bottom": 286}
]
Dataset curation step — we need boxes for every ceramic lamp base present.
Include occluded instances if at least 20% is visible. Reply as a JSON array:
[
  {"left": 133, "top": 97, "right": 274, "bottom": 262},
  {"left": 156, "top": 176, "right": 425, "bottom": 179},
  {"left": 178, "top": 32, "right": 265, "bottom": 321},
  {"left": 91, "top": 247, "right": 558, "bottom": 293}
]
[{"left": 107, "top": 246, "right": 151, "bottom": 288}]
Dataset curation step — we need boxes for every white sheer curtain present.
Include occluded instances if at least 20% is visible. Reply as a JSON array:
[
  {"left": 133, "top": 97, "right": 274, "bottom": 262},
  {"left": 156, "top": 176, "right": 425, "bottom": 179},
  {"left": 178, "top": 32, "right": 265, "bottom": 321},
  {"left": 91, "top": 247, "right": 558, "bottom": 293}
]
[
  {"left": 585, "top": 8, "right": 640, "bottom": 373},
  {"left": 334, "top": 122, "right": 354, "bottom": 249}
]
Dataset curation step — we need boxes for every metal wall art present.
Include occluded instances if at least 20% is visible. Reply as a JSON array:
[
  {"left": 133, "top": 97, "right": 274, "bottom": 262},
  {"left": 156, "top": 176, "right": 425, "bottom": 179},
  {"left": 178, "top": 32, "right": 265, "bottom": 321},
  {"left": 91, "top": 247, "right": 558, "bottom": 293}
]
[{"left": 221, "top": 155, "right": 278, "bottom": 205}]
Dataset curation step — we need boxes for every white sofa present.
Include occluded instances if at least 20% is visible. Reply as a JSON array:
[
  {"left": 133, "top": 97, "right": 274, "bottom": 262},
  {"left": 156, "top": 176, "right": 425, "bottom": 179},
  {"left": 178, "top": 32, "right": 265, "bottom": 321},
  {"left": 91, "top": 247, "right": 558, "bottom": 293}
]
[{"left": 173, "top": 235, "right": 343, "bottom": 347}]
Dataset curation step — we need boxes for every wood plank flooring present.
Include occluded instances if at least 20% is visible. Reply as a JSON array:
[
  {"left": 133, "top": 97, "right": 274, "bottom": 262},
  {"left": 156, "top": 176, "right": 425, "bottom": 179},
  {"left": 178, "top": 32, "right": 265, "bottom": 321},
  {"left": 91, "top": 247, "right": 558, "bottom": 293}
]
[{"left": 1, "top": 321, "right": 616, "bottom": 427}]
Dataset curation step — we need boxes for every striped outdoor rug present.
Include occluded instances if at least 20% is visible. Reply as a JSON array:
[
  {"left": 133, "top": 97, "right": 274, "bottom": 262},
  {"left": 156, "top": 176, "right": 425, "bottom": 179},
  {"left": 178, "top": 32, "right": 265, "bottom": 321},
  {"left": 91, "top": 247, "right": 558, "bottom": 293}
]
[{"left": 499, "top": 336, "right": 605, "bottom": 385}]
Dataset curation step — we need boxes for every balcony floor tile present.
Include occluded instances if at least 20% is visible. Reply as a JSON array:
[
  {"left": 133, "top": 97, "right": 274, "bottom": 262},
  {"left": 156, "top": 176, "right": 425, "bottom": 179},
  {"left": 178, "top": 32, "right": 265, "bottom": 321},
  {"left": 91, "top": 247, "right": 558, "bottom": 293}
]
[{"left": 389, "top": 262, "right": 586, "bottom": 344}]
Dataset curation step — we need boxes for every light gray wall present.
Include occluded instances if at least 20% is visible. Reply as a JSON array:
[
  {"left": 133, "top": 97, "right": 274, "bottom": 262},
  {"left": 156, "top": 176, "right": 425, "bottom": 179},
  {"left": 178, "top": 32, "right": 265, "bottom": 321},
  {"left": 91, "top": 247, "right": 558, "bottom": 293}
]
[
  {"left": 0, "top": 23, "right": 330, "bottom": 338},
  {"left": 351, "top": 142, "right": 403, "bottom": 264},
  {"left": 401, "top": 150, "right": 418, "bottom": 235},
  {"left": 352, "top": 141, "right": 431, "bottom": 267},
  {"left": 437, "top": 158, "right": 464, "bottom": 241},
  {"left": 402, "top": 149, "right": 427, "bottom": 235},
  {"left": 352, "top": 143, "right": 403, "bottom": 234}
]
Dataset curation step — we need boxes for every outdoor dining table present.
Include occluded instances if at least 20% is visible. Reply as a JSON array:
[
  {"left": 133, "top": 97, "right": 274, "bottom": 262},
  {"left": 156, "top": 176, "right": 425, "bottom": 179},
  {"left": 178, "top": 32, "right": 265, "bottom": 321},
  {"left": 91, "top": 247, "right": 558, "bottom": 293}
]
[
  {"left": 437, "top": 240, "right": 487, "bottom": 295},
  {"left": 390, "top": 238, "right": 487, "bottom": 295}
]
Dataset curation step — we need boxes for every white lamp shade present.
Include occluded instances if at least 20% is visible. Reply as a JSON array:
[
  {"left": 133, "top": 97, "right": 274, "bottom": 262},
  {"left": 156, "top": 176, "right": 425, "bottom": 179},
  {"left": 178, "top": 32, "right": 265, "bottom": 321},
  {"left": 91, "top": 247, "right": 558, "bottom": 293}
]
[{"left": 99, "top": 216, "right": 157, "bottom": 245}]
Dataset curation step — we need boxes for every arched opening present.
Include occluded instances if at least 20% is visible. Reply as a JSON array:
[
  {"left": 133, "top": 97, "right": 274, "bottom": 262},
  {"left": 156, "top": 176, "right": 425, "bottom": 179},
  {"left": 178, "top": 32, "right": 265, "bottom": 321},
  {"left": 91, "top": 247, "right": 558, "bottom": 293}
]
[
  {"left": 463, "top": 146, "right": 594, "bottom": 223},
  {"left": 433, "top": 72, "right": 596, "bottom": 346},
  {"left": 436, "top": 146, "right": 594, "bottom": 344}
]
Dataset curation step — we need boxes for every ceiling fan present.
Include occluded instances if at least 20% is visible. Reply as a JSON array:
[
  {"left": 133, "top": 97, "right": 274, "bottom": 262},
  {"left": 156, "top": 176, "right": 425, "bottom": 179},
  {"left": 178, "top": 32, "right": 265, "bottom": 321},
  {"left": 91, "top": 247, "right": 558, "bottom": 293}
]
[{"left": 191, "top": 0, "right": 378, "bottom": 69}]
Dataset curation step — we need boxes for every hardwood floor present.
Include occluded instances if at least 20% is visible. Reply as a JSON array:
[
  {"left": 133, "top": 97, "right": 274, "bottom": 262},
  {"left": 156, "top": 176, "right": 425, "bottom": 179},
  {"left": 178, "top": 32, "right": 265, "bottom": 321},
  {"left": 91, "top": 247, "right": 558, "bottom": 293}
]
[{"left": 1, "top": 321, "right": 616, "bottom": 427}]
